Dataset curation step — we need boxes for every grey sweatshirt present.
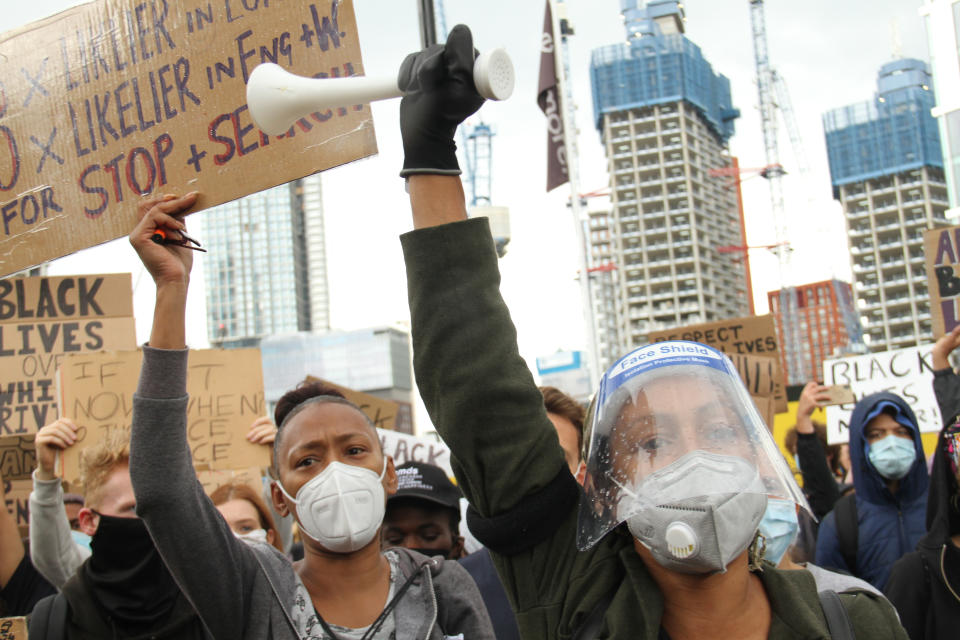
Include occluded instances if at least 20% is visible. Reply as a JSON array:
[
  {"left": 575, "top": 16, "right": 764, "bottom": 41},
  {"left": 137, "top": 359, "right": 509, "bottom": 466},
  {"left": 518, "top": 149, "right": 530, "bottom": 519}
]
[
  {"left": 130, "top": 346, "right": 493, "bottom": 640},
  {"left": 28, "top": 470, "right": 90, "bottom": 588}
]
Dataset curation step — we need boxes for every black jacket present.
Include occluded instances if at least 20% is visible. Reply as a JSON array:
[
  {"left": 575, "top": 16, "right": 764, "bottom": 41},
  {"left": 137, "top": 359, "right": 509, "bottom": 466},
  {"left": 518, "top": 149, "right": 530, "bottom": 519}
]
[
  {"left": 56, "top": 563, "right": 207, "bottom": 640},
  {"left": 884, "top": 368, "right": 960, "bottom": 639}
]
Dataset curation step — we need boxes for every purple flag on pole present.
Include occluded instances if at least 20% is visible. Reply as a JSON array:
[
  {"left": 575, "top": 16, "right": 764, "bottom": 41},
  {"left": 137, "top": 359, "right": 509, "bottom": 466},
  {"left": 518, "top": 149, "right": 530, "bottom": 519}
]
[{"left": 538, "top": 1, "right": 568, "bottom": 192}]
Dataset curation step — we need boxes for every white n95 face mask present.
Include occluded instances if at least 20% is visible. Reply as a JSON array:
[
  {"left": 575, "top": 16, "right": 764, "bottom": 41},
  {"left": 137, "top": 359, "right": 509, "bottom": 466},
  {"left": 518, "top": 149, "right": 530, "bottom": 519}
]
[
  {"left": 617, "top": 451, "right": 768, "bottom": 575},
  {"left": 278, "top": 458, "right": 388, "bottom": 553},
  {"left": 233, "top": 528, "right": 269, "bottom": 546}
]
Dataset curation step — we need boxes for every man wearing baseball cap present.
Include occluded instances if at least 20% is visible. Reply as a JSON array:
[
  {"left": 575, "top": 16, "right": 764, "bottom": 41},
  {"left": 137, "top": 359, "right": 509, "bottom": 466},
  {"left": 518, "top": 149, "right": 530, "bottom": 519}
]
[{"left": 382, "top": 461, "right": 465, "bottom": 560}]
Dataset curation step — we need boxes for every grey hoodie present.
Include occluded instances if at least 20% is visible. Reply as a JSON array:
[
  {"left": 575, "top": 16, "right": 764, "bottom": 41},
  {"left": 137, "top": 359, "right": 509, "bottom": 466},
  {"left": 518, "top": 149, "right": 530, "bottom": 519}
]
[{"left": 129, "top": 346, "right": 494, "bottom": 640}]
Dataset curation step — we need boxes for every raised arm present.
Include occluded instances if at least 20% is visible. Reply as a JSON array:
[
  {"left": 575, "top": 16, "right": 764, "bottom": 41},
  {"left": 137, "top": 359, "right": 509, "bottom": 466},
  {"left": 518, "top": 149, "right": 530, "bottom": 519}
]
[
  {"left": 932, "top": 325, "right": 960, "bottom": 425},
  {"left": 398, "top": 27, "right": 578, "bottom": 553},
  {"left": 128, "top": 193, "right": 260, "bottom": 637},
  {"left": 29, "top": 418, "right": 91, "bottom": 587},
  {"left": 794, "top": 382, "right": 841, "bottom": 519}
]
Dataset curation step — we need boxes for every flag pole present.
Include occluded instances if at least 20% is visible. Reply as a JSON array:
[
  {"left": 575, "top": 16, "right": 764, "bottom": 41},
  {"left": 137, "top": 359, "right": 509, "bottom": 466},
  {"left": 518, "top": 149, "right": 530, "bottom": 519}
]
[{"left": 548, "top": 0, "right": 602, "bottom": 387}]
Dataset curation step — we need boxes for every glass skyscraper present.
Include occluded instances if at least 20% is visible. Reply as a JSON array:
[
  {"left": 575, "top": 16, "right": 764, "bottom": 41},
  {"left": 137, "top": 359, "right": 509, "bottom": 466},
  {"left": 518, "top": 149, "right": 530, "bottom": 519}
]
[{"left": 201, "top": 174, "right": 329, "bottom": 348}]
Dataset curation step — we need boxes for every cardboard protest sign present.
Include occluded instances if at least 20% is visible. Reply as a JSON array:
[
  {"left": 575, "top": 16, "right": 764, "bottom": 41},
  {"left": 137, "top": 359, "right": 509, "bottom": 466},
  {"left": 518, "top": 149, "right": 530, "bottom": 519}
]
[
  {"left": 0, "top": 273, "right": 136, "bottom": 436},
  {"left": 751, "top": 395, "right": 775, "bottom": 433},
  {"left": 304, "top": 376, "right": 401, "bottom": 431},
  {"left": 197, "top": 465, "right": 263, "bottom": 496},
  {"left": 377, "top": 428, "right": 452, "bottom": 477},
  {"left": 924, "top": 225, "right": 960, "bottom": 337},
  {"left": 2, "top": 477, "right": 31, "bottom": 535},
  {"left": 58, "top": 348, "right": 269, "bottom": 485},
  {"left": 0, "top": 617, "right": 27, "bottom": 639},
  {"left": 0, "top": 0, "right": 376, "bottom": 276},
  {"left": 0, "top": 436, "right": 36, "bottom": 481},
  {"left": 822, "top": 344, "right": 941, "bottom": 443},
  {"left": 646, "top": 315, "right": 787, "bottom": 412}
]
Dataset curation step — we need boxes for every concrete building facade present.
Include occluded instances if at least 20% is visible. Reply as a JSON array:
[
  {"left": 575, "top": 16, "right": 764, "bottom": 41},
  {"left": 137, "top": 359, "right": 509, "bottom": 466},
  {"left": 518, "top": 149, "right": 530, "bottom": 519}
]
[
  {"left": 587, "top": 1, "right": 750, "bottom": 363},
  {"left": 823, "top": 59, "right": 948, "bottom": 352}
]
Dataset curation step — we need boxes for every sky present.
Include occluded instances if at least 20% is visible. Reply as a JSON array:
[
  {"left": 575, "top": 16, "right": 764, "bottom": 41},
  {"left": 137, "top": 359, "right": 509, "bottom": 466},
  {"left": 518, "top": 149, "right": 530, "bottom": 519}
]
[{"left": 1, "top": 1, "right": 932, "bottom": 431}]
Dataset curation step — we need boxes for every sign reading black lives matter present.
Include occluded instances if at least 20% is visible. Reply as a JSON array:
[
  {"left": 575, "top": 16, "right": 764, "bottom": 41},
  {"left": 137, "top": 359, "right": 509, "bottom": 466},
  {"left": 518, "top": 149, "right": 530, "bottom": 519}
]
[
  {"left": 822, "top": 344, "right": 941, "bottom": 444},
  {"left": 0, "top": 0, "right": 376, "bottom": 276},
  {"left": 0, "top": 274, "right": 136, "bottom": 437}
]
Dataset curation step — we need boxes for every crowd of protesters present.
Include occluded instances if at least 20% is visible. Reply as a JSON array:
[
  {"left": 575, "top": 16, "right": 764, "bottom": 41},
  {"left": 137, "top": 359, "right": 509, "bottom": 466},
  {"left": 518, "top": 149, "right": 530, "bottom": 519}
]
[{"left": 1, "top": 23, "right": 959, "bottom": 640}]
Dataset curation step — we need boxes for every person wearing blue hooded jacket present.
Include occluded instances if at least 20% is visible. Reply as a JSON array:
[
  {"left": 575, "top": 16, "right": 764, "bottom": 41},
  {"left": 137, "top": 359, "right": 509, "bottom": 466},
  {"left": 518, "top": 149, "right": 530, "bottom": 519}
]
[{"left": 815, "top": 392, "right": 930, "bottom": 590}]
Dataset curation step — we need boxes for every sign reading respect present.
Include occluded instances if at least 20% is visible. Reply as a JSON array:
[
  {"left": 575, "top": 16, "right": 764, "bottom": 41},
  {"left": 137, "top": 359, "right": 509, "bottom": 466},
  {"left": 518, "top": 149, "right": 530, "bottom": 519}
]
[{"left": 0, "top": 0, "right": 376, "bottom": 275}]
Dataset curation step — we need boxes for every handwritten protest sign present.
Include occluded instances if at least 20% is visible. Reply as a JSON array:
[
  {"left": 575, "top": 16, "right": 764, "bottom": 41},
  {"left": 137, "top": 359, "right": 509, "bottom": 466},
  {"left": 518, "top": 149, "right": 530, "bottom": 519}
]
[
  {"left": 0, "top": 0, "right": 376, "bottom": 275},
  {"left": 0, "top": 617, "right": 27, "bottom": 639},
  {"left": 2, "top": 478, "right": 31, "bottom": 535},
  {"left": 304, "top": 376, "right": 401, "bottom": 431},
  {"left": 378, "top": 429, "right": 452, "bottom": 477},
  {"left": 924, "top": 225, "right": 960, "bottom": 337},
  {"left": 0, "top": 436, "right": 36, "bottom": 481},
  {"left": 197, "top": 465, "right": 263, "bottom": 496},
  {"left": 58, "top": 348, "right": 269, "bottom": 485},
  {"left": 647, "top": 315, "right": 787, "bottom": 411},
  {"left": 0, "top": 273, "right": 136, "bottom": 436},
  {"left": 822, "top": 344, "right": 941, "bottom": 443}
]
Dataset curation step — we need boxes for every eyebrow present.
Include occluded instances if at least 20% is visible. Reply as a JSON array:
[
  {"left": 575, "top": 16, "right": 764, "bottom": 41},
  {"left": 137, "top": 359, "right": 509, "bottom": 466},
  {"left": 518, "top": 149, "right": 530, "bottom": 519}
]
[{"left": 287, "top": 432, "right": 377, "bottom": 458}]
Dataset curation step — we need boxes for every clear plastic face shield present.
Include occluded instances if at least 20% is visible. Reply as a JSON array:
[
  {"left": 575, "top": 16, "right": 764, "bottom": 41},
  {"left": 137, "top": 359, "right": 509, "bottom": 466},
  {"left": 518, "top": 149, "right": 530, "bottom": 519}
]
[{"left": 577, "top": 341, "right": 809, "bottom": 555}]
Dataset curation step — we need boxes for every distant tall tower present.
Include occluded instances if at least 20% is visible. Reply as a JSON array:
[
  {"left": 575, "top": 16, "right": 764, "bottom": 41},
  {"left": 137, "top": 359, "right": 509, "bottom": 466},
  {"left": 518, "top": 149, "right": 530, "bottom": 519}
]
[
  {"left": 823, "top": 59, "right": 947, "bottom": 352},
  {"left": 588, "top": 0, "right": 749, "bottom": 362},
  {"left": 201, "top": 174, "right": 330, "bottom": 348}
]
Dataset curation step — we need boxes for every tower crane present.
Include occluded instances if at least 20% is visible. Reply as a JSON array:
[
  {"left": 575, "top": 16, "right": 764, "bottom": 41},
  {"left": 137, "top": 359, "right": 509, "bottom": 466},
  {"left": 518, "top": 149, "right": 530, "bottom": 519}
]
[{"left": 749, "top": 0, "right": 806, "bottom": 384}]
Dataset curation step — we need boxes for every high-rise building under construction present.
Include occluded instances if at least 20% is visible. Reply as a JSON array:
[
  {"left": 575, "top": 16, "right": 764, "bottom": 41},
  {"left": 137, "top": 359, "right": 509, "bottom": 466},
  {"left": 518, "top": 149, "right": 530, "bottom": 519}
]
[
  {"left": 587, "top": 0, "right": 750, "bottom": 367},
  {"left": 823, "top": 59, "right": 947, "bottom": 352}
]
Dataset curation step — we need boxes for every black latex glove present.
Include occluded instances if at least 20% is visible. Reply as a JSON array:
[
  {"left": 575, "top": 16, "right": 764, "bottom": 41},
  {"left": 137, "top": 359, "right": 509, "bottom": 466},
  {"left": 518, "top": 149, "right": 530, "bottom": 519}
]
[{"left": 397, "top": 24, "right": 485, "bottom": 177}]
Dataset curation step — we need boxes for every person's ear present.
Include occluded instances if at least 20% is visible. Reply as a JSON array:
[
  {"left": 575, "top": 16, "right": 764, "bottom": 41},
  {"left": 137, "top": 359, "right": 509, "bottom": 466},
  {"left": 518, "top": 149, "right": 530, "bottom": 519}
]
[
  {"left": 77, "top": 508, "right": 99, "bottom": 536},
  {"left": 450, "top": 535, "right": 466, "bottom": 560},
  {"left": 266, "top": 528, "right": 277, "bottom": 547},
  {"left": 575, "top": 461, "right": 587, "bottom": 486},
  {"left": 384, "top": 456, "right": 398, "bottom": 496},
  {"left": 270, "top": 481, "right": 291, "bottom": 518}
]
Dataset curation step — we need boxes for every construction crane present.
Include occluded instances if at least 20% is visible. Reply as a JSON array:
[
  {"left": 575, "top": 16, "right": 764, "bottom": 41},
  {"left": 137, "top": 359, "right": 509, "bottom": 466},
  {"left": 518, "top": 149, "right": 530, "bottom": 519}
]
[
  {"left": 432, "top": 0, "right": 508, "bottom": 255},
  {"left": 749, "top": 0, "right": 806, "bottom": 384}
]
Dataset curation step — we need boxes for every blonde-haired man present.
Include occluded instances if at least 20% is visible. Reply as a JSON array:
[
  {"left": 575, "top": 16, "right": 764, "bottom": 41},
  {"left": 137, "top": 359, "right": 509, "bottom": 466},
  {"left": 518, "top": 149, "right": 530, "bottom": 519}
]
[{"left": 28, "top": 418, "right": 205, "bottom": 639}]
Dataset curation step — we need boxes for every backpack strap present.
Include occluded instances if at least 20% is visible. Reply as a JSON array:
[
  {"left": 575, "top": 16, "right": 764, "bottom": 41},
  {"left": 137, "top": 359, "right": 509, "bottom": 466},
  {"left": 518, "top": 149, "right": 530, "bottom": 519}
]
[
  {"left": 818, "top": 590, "right": 856, "bottom": 640},
  {"left": 833, "top": 493, "right": 858, "bottom": 574},
  {"left": 28, "top": 592, "right": 68, "bottom": 640}
]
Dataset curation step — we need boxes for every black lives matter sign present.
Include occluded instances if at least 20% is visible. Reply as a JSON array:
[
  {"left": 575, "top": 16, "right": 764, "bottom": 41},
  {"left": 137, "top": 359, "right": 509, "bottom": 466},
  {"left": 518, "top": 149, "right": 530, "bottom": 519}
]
[{"left": 0, "top": 273, "right": 135, "bottom": 435}]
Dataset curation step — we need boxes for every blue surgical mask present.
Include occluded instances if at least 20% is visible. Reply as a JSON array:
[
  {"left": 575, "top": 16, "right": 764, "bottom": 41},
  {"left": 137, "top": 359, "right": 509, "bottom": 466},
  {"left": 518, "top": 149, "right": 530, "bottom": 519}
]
[
  {"left": 70, "top": 529, "right": 92, "bottom": 551},
  {"left": 867, "top": 434, "right": 916, "bottom": 480},
  {"left": 758, "top": 497, "right": 798, "bottom": 566}
]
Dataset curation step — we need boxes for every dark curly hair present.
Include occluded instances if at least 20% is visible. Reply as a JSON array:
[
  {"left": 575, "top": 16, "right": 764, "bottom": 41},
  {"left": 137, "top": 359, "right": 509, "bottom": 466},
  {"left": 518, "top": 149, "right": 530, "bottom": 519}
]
[{"left": 272, "top": 381, "right": 379, "bottom": 472}]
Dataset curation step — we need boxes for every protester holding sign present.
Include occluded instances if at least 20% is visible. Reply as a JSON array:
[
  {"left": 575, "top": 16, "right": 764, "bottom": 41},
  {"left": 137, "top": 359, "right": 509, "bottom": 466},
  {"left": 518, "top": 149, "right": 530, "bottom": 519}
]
[
  {"left": 128, "top": 171, "right": 494, "bottom": 638},
  {"left": 884, "top": 326, "right": 960, "bottom": 638},
  {"left": 815, "top": 393, "right": 929, "bottom": 591},
  {"left": 28, "top": 428, "right": 206, "bottom": 638},
  {"left": 0, "top": 466, "right": 55, "bottom": 617},
  {"left": 28, "top": 418, "right": 91, "bottom": 588},
  {"left": 391, "top": 25, "right": 906, "bottom": 640}
]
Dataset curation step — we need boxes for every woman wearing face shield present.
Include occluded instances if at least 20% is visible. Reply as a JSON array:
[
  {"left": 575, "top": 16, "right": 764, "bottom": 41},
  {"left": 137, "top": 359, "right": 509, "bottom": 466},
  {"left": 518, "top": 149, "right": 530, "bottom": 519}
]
[{"left": 389, "top": 29, "right": 907, "bottom": 639}]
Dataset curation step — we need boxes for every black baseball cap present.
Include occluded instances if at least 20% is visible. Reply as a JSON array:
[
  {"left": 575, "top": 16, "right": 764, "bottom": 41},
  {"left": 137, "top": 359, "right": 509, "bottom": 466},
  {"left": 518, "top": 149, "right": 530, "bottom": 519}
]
[{"left": 390, "top": 461, "right": 461, "bottom": 509}]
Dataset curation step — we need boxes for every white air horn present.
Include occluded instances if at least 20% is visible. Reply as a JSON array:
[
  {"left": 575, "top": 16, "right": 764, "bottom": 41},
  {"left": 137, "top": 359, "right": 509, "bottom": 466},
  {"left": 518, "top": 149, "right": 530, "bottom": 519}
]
[{"left": 246, "top": 48, "right": 515, "bottom": 136}]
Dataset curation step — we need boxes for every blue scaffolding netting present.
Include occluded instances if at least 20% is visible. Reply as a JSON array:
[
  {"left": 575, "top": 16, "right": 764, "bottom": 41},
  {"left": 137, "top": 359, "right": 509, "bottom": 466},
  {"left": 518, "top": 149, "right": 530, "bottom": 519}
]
[
  {"left": 823, "top": 60, "right": 941, "bottom": 188},
  {"left": 590, "top": 34, "right": 739, "bottom": 143}
]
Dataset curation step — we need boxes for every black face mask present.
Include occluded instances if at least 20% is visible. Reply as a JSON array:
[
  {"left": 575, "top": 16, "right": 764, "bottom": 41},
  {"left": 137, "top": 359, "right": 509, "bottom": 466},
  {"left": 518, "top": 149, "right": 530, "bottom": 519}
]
[{"left": 83, "top": 513, "right": 180, "bottom": 629}]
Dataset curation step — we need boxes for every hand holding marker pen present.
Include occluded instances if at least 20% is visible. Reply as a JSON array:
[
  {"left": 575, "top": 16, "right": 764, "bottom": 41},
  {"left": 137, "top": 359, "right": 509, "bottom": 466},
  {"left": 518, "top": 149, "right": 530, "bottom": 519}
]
[{"left": 150, "top": 194, "right": 206, "bottom": 252}]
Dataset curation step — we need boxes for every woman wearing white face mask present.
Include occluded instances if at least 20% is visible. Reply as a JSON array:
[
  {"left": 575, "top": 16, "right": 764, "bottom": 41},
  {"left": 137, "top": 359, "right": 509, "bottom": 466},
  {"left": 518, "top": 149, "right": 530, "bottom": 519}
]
[
  {"left": 127, "top": 192, "right": 495, "bottom": 640},
  {"left": 210, "top": 481, "right": 284, "bottom": 552}
]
